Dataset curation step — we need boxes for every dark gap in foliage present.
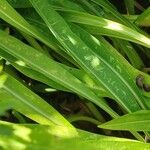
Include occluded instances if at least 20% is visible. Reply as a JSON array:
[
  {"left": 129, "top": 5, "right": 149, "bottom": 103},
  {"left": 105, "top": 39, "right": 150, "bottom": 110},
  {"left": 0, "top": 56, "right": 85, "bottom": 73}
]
[
  {"left": 132, "top": 43, "right": 150, "bottom": 68},
  {"left": 104, "top": 98, "right": 125, "bottom": 116},
  {"left": 0, "top": 110, "right": 18, "bottom": 123},
  {"left": 109, "top": 0, "right": 126, "bottom": 14},
  {"left": 135, "top": 0, "right": 150, "bottom": 14}
]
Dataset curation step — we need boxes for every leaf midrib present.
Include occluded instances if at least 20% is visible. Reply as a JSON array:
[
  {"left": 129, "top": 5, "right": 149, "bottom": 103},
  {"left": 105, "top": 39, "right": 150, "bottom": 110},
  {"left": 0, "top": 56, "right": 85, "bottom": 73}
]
[
  {"left": 0, "top": 40, "right": 112, "bottom": 112},
  {"left": 3, "top": 85, "right": 59, "bottom": 126},
  {"left": 102, "top": 120, "right": 150, "bottom": 127},
  {"left": 28, "top": 3, "right": 143, "bottom": 111},
  {"left": 26, "top": 15, "right": 143, "bottom": 108},
  {"left": 0, "top": 6, "right": 57, "bottom": 50}
]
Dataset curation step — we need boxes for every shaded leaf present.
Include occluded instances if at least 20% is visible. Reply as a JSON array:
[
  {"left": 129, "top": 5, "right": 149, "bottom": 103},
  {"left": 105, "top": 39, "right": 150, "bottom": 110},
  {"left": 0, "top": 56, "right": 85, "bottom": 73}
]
[{"left": 136, "top": 7, "right": 150, "bottom": 27}]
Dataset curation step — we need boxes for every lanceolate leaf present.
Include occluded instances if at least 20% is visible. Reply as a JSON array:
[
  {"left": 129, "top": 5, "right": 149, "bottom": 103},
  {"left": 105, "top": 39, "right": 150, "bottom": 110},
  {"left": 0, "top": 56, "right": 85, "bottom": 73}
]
[
  {"left": 1, "top": 0, "right": 149, "bottom": 51},
  {"left": 0, "top": 30, "right": 117, "bottom": 118},
  {"left": 7, "top": 0, "right": 32, "bottom": 8},
  {"left": 135, "top": 7, "right": 150, "bottom": 27},
  {"left": 0, "top": 0, "right": 57, "bottom": 49},
  {"left": 24, "top": 1, "right": 148, "bottom": 139},
  {"left": 0, "top": 48, "right": 69, "bottom": 92},
  {"left": 29, "top": 0, "right": 147, "bottom": 113},
  {"left": 21, "top": 7, "right": 144, "bottom": 70},
  {"left": 0, "top": 0, "right": 71, "bottom": 62},
  {"left": 22, "top": 7, "right": 145, "bottom": 73},
  {"left": 124, "top": 0, "right": 135, "bottom": 15},
  {"left": 0, "top": 48, "right": 107, "bottom": 96},
  {"left": 0, "top": 72, "right": 78, "bottom": 137},
  {"left": 90, "top": 0, "right": 137, "bottom": 28},
  {"left": 58, "top": 10, "right": 150, "bottom": 48},
  {"left": 7, "top": 0, "right": 84, "bottom": 11},
  {"left": 21, "top": 6, "right": 150, "bottom": 49},
  {"left": 47, "top": 0, "right": 84, "bottom": 12},
  {"left": 99, "top": 110, "right": 150, "bottom": 131},
  {"left": 0, "top": 0, "right": 149, "bottom": 144},
  {"left": 111, "top": 39, "right": 144, "bottom": 69},
  {"left": 69, "top": 24, "right": 146, "bottom": 111},
  {"left": 0, "top": 121, "right": 149, "bottom": 150}
]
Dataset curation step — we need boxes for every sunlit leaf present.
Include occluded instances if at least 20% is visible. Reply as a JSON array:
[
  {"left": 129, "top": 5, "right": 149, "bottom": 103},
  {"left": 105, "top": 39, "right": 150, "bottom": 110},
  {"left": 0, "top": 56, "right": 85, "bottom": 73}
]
[
  {"left": 29, "top": 0, "right": 148, "bottom": 114},
  {"left": 0, "top": 121, "right": 149, "bottom": 150},
  {"left": 99, "top": 110, "right": 150, "bottom": 131},
  {"left": 0, "top": 29, "right": 116, "bottom": 118},
  {"left": 0, "top": 72, "right": 78, "bottom": 137}
]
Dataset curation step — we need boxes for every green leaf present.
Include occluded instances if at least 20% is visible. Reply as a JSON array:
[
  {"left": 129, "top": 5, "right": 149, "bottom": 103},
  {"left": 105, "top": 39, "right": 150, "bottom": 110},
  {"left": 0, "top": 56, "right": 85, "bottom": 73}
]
[
  {"left": 110, "top": 39, "right": 144, "bottom": 69},
  {"left": 7, "top": 0, "right": 32, "bottom": 8},
  {"left": 0, "top": 0, "right": 72, "bottom": 61},
  {"left": 124, "top": 0, "right": 135, "bottom": 15},
  {"left": 59, "top": 10, "right": 150, "bottom": 48},
  {"left": 99, "top": 110, "right": 150, "bottom": 131},
  {"left": 90, "top": 0, "right": 138, "bottom": 29},
  {"left": 74, "top": 0, "right": 101, "bottom": 16},
  {"left": 135, "top": 7, "right": 150, "bottom": 27},
  {"left": 47, "top": 0, "right": 84, "bottom": 12},
  {"left": 7, "top": 0, "right": 84, "bottom": 11},
  {"left": 0, "top": 29, "right": 116, "bottom": 118},
  {"left": 21, "top": 7, "right": 144, "bottom": 70},
  {"left": 0, "top": 72, "right": 78, "bottom": 137},
  {"left": 30, "top": 0, "right": 148, "bottom": 112},
  {"left": 71, "top": 24, "right": 147, "bottom": 109},
  {"left": 0, "top": 91, "right": 12, "bottom": 115},
  {"left": 27, "top": 2, "right": 149, "bottom": 140},
  {"left": 0, "top": 47, "right": 107, "bottom": 96},
  {"left": 0, "top": 49, "right": 69, "bottom": 91},
  {"left": 0, "top": 121, "right": 149, "bottom": 150}
]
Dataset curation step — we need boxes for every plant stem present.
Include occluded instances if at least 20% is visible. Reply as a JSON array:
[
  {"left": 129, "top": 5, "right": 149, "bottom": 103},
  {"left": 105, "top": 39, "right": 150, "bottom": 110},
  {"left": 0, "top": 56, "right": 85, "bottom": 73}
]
[
  {"left": 86, "top": 102, "right": 105, "bottom": 122},
  {"left": 67, "top": 115, "right": 102, "bottom": 126}
]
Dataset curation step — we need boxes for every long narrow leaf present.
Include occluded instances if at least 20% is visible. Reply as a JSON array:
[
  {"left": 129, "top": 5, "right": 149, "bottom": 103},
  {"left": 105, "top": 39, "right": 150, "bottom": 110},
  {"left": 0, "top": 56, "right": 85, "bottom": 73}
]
[
  {"left": 90, "top": 0, "right": 137, "bottom": 29},
  {"left": 135, "top": 7, "right": 150, "bottom": 27},
  {"left": 99, "top": 110, "right": 150, "bottom": 131},
  {"left": 59, "top": 10, "right": 150, "bottom": 48},
  {"left": 29, "top": 0, "right": 146, "bottom": 113},
  {"left": 0, "top": 30, "right": 117, "bottom": 118},
  {"left": 7, "top": 0, "right": 32, "bottom": 8},
  {"left": 0, "top": 121, "right": 149, "bottom": 150},
  {"left": 0, "top": 0, "right": 73, "bottom": 62},
  {"left": 0, "top": 72, "right": 78, "bottom": 137},
  {"left": 0, "top": 48, "right": 107, "bottom": 96}
]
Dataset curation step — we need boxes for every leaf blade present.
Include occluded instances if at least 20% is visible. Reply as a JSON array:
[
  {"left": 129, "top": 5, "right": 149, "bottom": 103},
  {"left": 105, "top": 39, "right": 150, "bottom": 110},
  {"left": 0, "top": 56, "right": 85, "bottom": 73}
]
[
  {"left": 0, "top": 73, "right": 78, "bottom": 137},
  {"left": 0, "top": 121, "right": 150, "bottom": 150},
  {"left": 99, "top": 110, "right": 150, "bottom": 131},
  {"left": 0, "top": 29, "right": 117, "bottom": 118}
]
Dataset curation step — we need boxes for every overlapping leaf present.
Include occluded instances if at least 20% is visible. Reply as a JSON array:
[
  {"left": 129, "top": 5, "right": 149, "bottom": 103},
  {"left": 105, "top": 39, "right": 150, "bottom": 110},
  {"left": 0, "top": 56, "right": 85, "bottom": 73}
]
[
  {"left": 0, "top": 121, "right": 149, "bottom": 150},
  {"left": 0, "top": 72, "right": 78, "bottom": 137},
  {"left": 0, "top": 30, "right": 116, "bottom": 118},
  {"left": 59, "top": 10, "right": 150, "bottom": 48},
  {"left": 136, "top": 7, "right": 150, "bottom": 27},
  {"left": 29, "top": 0, "right": 148, "bottom": 113},
  {"left": 0, "top": 47, "right": 107, "bottom": 96},
  {"left": 0, "top": 0, "right": 149, "bottom": 144},
  {"left": 99, "top": 110, "right": 150, "bottom": 131}
]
